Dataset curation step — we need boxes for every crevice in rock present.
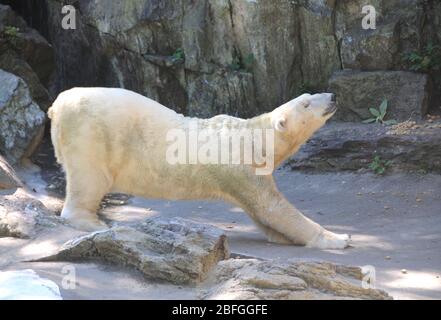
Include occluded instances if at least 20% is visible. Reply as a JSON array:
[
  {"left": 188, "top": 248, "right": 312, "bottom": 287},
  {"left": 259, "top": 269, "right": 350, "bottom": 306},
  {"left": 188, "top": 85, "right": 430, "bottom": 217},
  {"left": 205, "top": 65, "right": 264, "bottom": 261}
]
[
  {"left": 294, "top": 4, "right": 305, "bottom": 88},
  {"left": 331, "top": 1, "right": 343, "bottom": 70}
]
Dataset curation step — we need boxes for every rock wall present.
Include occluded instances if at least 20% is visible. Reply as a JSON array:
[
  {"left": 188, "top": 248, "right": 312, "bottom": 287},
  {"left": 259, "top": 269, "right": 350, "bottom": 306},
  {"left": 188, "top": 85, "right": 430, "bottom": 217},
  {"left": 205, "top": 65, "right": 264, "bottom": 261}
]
[{"left": 3, "top": 0, "right": 440, "bottom": 118}]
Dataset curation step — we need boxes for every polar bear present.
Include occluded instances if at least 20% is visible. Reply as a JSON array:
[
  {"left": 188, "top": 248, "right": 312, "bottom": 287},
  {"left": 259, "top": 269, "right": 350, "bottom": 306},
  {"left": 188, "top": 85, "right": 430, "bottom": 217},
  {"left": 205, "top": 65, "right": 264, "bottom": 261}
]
[{"left": 48, "top": 88, "right": 350, "bottom": 249}]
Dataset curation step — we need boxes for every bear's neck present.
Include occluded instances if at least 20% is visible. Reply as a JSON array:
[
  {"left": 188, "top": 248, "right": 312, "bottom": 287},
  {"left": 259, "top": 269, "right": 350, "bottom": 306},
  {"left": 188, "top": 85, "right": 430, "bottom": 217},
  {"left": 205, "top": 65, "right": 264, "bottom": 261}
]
[
  {"left": 245, "top": 113, "right": 272, "bottom": 129},
  {"left": 245, "top": 113, "right": 302, "bottom": 169}
]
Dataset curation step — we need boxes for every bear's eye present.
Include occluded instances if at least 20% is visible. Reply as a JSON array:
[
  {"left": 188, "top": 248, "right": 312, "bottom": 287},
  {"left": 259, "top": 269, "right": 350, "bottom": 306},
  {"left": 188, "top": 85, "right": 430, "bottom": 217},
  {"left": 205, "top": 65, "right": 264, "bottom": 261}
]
[{"left": 303, "top": 102, "right": 310, "bottom": 109}]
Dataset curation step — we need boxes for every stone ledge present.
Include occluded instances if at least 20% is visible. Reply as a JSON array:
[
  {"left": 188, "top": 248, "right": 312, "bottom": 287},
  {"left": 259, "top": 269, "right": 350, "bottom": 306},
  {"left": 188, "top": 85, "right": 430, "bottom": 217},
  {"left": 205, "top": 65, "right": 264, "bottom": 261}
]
[{"left": 288, "top": 121, "right": 441, "bottom": 173}]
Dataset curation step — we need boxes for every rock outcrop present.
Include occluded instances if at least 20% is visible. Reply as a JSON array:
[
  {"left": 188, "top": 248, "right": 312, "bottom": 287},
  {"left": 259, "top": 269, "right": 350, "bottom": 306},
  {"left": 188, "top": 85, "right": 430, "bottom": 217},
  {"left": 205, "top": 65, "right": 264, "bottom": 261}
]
[
  {"left": 0, "top": 69, "right": 46, "bottom": 164},
  {"left": 36, "top": 217, "right": 230, "bottom": 285},
  {"left": 288, "top": 121, "right": 441, "bottom": 173},
  {"left": 201, "top": 258, "right": 391, "bottom": 300}
]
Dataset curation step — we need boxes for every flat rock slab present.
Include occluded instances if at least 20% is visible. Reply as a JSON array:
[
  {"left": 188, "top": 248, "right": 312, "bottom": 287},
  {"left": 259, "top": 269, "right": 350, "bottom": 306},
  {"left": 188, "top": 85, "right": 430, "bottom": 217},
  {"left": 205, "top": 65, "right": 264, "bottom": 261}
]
[
  {"left": 202, "top": 259, "right": 391, "bottom": 300},
  {"left": 288, "top": 121, "right": 441, "bottom": 173},
  {"left": 36, "top": 217, "right": 230, "bottom": 285},
  {"left": 329, "top": 70, "right": 431, "bottom": 122}
]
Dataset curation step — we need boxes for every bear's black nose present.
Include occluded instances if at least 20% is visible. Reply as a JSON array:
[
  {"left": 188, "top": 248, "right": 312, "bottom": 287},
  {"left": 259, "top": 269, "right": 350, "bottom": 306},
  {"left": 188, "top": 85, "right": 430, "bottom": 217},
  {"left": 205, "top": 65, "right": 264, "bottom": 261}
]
[{"left": 331, "top": 93, "right": 337, "bottom": 102}]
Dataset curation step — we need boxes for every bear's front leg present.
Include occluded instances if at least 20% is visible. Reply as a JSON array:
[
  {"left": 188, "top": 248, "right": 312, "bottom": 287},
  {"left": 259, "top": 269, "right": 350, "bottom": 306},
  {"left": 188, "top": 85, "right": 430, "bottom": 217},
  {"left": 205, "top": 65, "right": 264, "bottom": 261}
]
[
  {"left": 229, "top": 174, "right": 351, "bottom": 249},
  {"left": 248, "top": 216, "right": 293, "bottom": 244}
]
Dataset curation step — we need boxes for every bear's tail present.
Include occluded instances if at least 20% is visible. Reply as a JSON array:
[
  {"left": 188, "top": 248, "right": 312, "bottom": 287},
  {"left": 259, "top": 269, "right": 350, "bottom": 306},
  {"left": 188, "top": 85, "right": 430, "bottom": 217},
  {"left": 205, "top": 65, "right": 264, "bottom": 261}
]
[
  {"left": 47, "top": 104, "right": 64, "bottom": 165},
  {"left": 47, "top": 106, "right": 54, "bottom": 119}
]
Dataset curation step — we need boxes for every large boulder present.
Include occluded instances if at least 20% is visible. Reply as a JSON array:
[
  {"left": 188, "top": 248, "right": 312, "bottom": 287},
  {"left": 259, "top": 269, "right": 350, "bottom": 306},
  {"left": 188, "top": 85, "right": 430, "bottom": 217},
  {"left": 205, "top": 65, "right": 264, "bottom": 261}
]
[
  {"left": 201, "top": 258, "right": 391, "bottom": 300},
  {"left": 36, "top": 217, "right": 230, "bottom": 285},
  {"left": 329, "top": 70, "right": 431, "bottom": 122},
  {"left": 0, "top": 4, "right": 54, "bottom": 110},
  {"left": 0, "top": 69, "right": 46, "bottom": 164}
]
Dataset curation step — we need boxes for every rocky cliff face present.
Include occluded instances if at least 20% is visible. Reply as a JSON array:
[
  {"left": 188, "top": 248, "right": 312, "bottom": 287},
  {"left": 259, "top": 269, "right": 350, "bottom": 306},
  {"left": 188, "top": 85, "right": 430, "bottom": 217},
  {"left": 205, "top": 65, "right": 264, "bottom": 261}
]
[{"left": 3, "top": 0, "right": 440, "bottom": 118}]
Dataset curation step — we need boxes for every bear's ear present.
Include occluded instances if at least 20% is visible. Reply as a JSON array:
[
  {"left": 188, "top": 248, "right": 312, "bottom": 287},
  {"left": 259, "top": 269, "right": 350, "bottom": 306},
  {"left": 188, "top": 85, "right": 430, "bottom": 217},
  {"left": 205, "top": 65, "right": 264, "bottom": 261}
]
[{"left": 274, "top": 116, "right": 287, "bottom": 132}]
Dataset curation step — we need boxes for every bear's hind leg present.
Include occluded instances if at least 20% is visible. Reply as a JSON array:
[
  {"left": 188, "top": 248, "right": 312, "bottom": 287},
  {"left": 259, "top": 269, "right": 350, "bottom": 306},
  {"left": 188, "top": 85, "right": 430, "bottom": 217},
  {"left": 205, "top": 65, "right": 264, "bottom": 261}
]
[{"left": 61, "top": 160, "right": 113, "bottom": 232}]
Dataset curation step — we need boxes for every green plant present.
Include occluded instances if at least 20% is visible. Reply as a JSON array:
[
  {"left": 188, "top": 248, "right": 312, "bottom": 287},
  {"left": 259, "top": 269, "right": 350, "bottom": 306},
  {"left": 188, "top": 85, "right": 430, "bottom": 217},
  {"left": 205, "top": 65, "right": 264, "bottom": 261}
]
[
  {"left": 363, "top": 99, "right": 397, "bottom": 125},
  {"left": 2, "top": 25, "right": 19, "bottom": 38},
  {"left": 171, "top": 48, "right": 185, "bottom": 61},
  {"left": 229, "top": 56, "right": 241, "bottom": 71},
  {"left": 369, "top": 156, "right": 392, "bottom": 175},
  {"left": 228, "top": 53, "right": 255, "bottom": 72},
  {"left": 242, "top": 53, "right": 255, "bottom": 71},
  {"left": 403, "top": 43, "right": 441, "bottom": 72}
]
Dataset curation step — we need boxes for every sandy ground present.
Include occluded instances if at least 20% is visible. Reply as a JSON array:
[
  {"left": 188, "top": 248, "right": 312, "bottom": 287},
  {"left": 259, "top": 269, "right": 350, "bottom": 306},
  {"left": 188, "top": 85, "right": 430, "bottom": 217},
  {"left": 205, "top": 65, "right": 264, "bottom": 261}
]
[{"left": 2, "top": 167, "right": 441, "bottom": 300}]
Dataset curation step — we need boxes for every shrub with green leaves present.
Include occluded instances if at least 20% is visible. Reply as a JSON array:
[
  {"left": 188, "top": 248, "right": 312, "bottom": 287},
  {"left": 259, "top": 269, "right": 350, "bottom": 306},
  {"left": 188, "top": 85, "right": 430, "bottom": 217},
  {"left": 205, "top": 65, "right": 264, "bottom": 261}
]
[
  {"left": 228, "top": 53, "right": 255, "bottom": 72},
  {"left": 242, "top": 53, "right": 255, "bottom": 71},
  {"left": 403, "top": 43, "right": 441, "bottom": 73},
  {"left": 369, "top": 156, "right": 392, "bottom": 175},
  {"left": 2, "top": 26, "right": 19, "bottom": 38},
  {"left": 229, "top": 56, "right": 241, "bottom": 71},
  {"left": 363, "top": 99, "right": 397, "bottom": 125},
  {"left": 171, "top": 48, "right": 185, "bottom": 61}
]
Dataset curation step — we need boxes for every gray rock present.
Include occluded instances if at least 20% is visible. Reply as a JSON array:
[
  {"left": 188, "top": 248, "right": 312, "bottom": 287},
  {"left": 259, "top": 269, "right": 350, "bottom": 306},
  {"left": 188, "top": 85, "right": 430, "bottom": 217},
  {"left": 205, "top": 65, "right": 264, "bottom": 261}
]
[
  {"left": 36, "top": 217, "right": 230, "bottom": 285},
  {"left": 0, "top": 188, "right": 60, "bottom": 239},
  {"left": 186, "top": 71, "right": 258, "bottom": 118},
  {"left": 0, "top": 4, "right": 54, "bottom": 110},
  {"left": 287, "top": 121, "right": 441, "bottom": 173},
  {"left": 297, "top": 1, "right": 341, "bottom": 90},
  {"left": 0, "top": 155, "right": 22, "bottom": 189},
  {"left": 201, "top": 258, "right": 391, "bottom": 300},
  {"left": 0, "top": 69, "right": 46, "bottom": 164},
  {"left": 340, "top": 23, "right": 399, "bottom": 70},
  {"left": 329, "top": 70, "right": 431, "bottom": 122},
  {"left": 335, "top": 0, "right": 424, "bottom": 70}
]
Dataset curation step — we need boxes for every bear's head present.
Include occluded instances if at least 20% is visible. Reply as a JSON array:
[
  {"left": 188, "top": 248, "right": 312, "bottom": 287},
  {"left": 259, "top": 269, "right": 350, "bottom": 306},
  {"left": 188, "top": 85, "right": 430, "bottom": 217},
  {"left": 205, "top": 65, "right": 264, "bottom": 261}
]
[
  {"left": 270, "top": 93, "right": 337, "bottom": 164},
  {"left": 271, "top": 93, "right": 336, "bottom": 137}
]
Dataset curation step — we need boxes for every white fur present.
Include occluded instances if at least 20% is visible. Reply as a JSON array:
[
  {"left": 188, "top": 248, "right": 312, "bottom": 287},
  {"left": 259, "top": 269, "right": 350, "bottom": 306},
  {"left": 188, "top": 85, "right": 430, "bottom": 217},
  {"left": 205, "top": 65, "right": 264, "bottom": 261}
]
[{"left": 49, "top": 88, "right": 350, "bottom": 249}]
